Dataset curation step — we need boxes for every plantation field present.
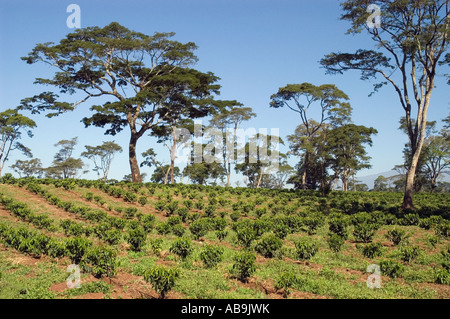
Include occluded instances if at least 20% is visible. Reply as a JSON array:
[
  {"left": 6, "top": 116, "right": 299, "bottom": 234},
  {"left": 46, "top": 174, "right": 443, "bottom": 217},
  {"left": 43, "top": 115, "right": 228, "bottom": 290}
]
[{"left": 0, "top": 176, "right": 449, "bottom": 299}]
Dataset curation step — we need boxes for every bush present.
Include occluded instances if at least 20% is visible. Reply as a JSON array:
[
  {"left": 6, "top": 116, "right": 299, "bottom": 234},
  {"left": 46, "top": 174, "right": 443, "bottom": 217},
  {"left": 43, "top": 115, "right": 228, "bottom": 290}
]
[
  {"left": 399, "top": 245, "right": 420, "bottom": 263},
  {"left": 143, "top": 266, "right": 180, "bottom": 299},
  {"left": 155, "top": 200, "right": 166, "bottom": 212},
  {"left": 275, "top": 272, "right": 298, "bottom": 298},
  {"left": 156, "top": 222, "right": 172, "bottom": 235},
  {"left": 169, "top": 238, "right": 193, "bottom": 260},
  {"left": 230, "top": 211, "right": 241, "bottom": 222},
  {"left": 328, "top": 217, "right": 348, "bottom": 239},
  {"left": 434, "top": 268, "right": 450, "bottom": 285},
  {"left": 123, "top": 191, "right": 137, "bottom": 203},
  {"left": 85, "top": 192, "right": 94, "bottom": 201},
  {"left": 379, "top": 259, "right": 404, "bottom": 278},
  {"left": 138, "top": 196, "right": 148, "bottom": 206},
  {"left": 230, "top": 252, "right": 256, "bottom": 283},
  {"left": 303, "top": 214, "right": 324, "bottom": 235},
  {"left": 353, "top": 223, "right": 376, "bottom": 243},
  {"left": 189, "top": 219, "right": 209, "bottom": 240},
  {"left": 199, "top": 244, "right": 224, "bottom": 268},
  {"left": 294, "top": 238, "right": 318, "bottom": 260},
  {"left": 149, "top": 238, "right": 163, "bottom": 256},
  {"left": 127, "top": 227, "right": 147, "bottom": 252},
  {"left": 176, "top": 207, "right": 189, "bottom": 222},
  {"left": 81, "top": 246, "right": 117, "bottom": 278},
  {"left": 360, "top": 242, "right": 383, "bottom": 259},
  {"left": 204, "top": 205, "right": 216, "bottom": 218},
  {"left": 399, "top": 213, "right": 420, "bottom": 226},
  {"left": 254, "top": 234, "right": 283, "bottom": 258},
  {"left": 327, "top": 233, "right": 345, "bottom": 253},
  {"left": 216, "top": 230, "right": 229, "bottom": 241},
  {"left": 386, "top": 228, "right": 410, "bottom": 246},
  {"left": 166, "top": 201, "right": 179, "bottom": 216},
  {"left": 235, "top": 226, "right": 257, "bottom": 249},
  {"left": 436, "top": 221, "right": 450, "bottom": 239},
  {"left": 65, "top": 237, "right": 92, "bottom": 264},
  {"left": 171, "top": 224, "right": 186, "bottom": 237}
]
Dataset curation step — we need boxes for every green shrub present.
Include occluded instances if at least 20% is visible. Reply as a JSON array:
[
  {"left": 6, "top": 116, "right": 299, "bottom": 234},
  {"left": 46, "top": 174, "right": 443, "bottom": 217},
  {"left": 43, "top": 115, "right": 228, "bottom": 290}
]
[
  {"left": 328, "top": 217, "right": 348, "bottom": 239},
  {"left": 230, "top": 211, "right": 241, "bottom": 222},
  {"left": 327, "top": 233, "right": 345, "bottom": 253},
  {"left": 386, "top": 228, "right": 410, "bottom": 246},
  {"left": 418, "top": 218, "right": 432, "bottom": 230},
  {"left": 155, "top": 200, "right": 166, "bottom": 212},
  {"left": 435, "top": 221, "right": 450, "bottom": 239},
  {"left": 189, "top": 219, "right": 209, "bottom": 240},
  {"left": 360, "top": 242, "right": 383, "bottom": 259},
  {"left": 353, "top": 223, "right": 376, "bottom": 243},
  {"left": 204, "top": 205, "right": 216, "bottom": 218},
  {"left": 399, "top": 213, "right": 420, "bottom": 226},
  {"left": 183, "top": 200, "right": 193, "bottom": 209},
  {"left": 434, "top": 268, "right": 450, "bottom": 285},
  {"left": 81, "top": 246, "right": 117, "bottom": 278},
  {"left": 156, "top": 222, "right": 172, "bottom": 235},
  {"left": 167, "top": 216, "right": 182, "bottom": 226},
  {"left": 199, "top": 244, "right": 224, "bottom": 268},
  {"left": 399, "top": 245, "right": 420, "bottom": 263},
  {"left": 65, "top": 237, "right": 92, "bottom": 264},
  {"left": 230, "top": 252, "right": 256, "bottom": 283},
  {"left": 85, "top": 192, "right": 94, "bottom": 201},
  {"left": 104, "top": 229, "right": 122, "bottom": 245},
  {"left": 138, "top": 196, "right": 148, "bottom": 206},
  {"left": 176, "top": 207, "right": 189, "bottom": 222},
  {"left": 294, "top": 238, "right": 318, "bottom": 260},
  {"left": 172, "top": 224, "right": 186, "bottom": 237},
  {"left": 143, "top": 266, "right": 180, "bottom": 299},
  {"left": 216, "top": 230, "right": 229, "bottom": 241},
  {"left": 379, "top": 259, "right": 404, "bottom": 278},
  {"left": 275, "top": 272, "right": 298, "bottom": 298},
  {"left": 303, "top": 214, "right": 324, "bottom": 235},
  {"left": 254, "top": 234, "right": 283, "bottom": 258},
  {"left": 149, "top": 238, "right": 163, "bottom": 256},
  {"left": 127, "top": 227, "right": 147, "bottom": 252},
  {"left": 166, "top": 201, "right": 179, "bottom": 216},
  {"left": 123, "top": 191, "right": 137, "bottom": 203},
  {"left": 235, "top": 226, "right": 257, "bottom": 249},
  {"left": 169, "top": 238, "right": 193, "bottom": 260}
]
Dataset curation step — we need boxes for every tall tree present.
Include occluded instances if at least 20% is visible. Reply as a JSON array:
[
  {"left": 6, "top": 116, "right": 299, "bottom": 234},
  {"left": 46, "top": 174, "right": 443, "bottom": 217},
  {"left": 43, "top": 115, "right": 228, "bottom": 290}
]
[
  {"left": 81, "top": 141, "right": 122, "bottom": 181},
  {"left": 19, "top": 22, "right": 226, "bottom": 183},
  {"left": 11, "top": 158, "right": 43, "bottom": 178},
  {"left": 209, "top": 105, "right": 256, "bottom": 187},
  {"left": 0, "top": 109, "right": 35, "bottom": 177},
  {"left": 270, "top": 83, "right": 352, "bottom": 189},
  {"left": 235, "top": 133, "right": 285, "bottom": 189},
  {"left": 320, "top": 0, "right": 449, "bottom": 209},
  {"left": 47, "top": 137, "right": 84, "bottom": 179},
  {"left": 327, "top": 124, "right": 377, "bottom": 191}
]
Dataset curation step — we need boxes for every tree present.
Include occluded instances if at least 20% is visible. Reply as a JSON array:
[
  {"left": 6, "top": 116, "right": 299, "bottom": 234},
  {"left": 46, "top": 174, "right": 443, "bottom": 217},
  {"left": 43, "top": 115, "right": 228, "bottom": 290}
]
[
  {"left": 235, "top": 133, "right": 285, "bottom": 189},
  {"left": 150, "top": 119, "right": 194, "bottom": 184},
  {"left": 11, "top": 158, "right": 43, "bottom": 178},
  {"left": 46, "top": 137, "right": 84, "bottom": 179},
  {"left": 270, "top": 83, "right": 352, "bottom": 189},
  {"left": 327, "top": 124, "right": 377, "bottom": 191},
  {"left": 151, "top": 165, "right": 180, "bottom": 184},
  {"left": 320, "top": 0, "right": 449, "bottom": 209},
  {"left": 373, "top": 175, "right": 389, "bottom": 192},
  {"left": 0, "top": 109, "right": 36, "bottom": 177},
  {"left": 81, "top": 141, "right": 122, "bottom": 181},
  {"left": 20, "top": 22, "right": 227, "bottom": 183},
  {"left": 209, "top": 105, "right": 256, "bottom": 187}
]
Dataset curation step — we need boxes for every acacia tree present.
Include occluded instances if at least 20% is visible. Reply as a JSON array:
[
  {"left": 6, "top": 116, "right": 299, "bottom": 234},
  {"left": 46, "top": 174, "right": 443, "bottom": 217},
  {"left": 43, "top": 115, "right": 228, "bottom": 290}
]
[
  {"left": 0, "top": 109, "right": 35, "bottom": 177},
  {"left": 209, "top": 105, "right": 256, "bottom": 187},
  {"left": 46, "top": 138, "right": 84, "bottom": 179},
  {"left": 19, "top": 22, "right": 225, "bottom": 182},
  {"left": 81, "top": 141, "right": 122, "bottom": 181},
  {"left": 11, "top": 158, "right": 43, "bottom": 178},
  {"left": 270, "top": 83, "right": 352, "bottom": 189},
  {"left": 320, "top": 0, "right": 449, "bottom": 209}
]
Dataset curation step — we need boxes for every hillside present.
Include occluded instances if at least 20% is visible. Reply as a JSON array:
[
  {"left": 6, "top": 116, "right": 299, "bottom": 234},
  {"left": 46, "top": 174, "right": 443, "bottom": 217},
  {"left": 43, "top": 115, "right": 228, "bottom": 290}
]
[{"left": 0, "top": 177, "right": 449, "bottom": 299}]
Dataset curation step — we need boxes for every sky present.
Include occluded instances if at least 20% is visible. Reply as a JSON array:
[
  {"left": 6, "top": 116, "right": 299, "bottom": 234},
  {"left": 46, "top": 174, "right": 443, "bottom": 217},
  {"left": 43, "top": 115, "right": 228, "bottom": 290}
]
[{"left": 0, "top": 0, "right": 449, "bottom": 185}]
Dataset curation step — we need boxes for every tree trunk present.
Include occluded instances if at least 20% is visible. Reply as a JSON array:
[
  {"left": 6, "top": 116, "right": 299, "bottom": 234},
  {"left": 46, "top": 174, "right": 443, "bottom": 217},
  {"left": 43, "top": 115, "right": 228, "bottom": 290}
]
[
  {"left": 227, "top": 162, "right": 231, "bottom": 187},
  {"left": 129, "top": 134, "right": 142, "bottom": 183}
]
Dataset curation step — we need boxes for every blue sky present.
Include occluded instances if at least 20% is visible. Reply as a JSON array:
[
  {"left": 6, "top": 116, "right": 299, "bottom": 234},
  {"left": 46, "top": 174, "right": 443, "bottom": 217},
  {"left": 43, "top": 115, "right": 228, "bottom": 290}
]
[{"left": 0, "top": 0, "right": 449, "bottom": 184}]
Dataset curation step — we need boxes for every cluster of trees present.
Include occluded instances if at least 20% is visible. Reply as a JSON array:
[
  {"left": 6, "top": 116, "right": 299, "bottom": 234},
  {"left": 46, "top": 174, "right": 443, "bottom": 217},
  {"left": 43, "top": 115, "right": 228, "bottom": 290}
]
[{"left": 1, "top": 0, "right": 449, "bottom": 208}]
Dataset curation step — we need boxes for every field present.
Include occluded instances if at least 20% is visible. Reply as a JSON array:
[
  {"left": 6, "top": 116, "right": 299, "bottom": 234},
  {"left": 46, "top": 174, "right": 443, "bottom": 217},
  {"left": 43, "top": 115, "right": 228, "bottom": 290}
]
[{"left": 0, "top": 176, "right": 449, "bottom": 299}]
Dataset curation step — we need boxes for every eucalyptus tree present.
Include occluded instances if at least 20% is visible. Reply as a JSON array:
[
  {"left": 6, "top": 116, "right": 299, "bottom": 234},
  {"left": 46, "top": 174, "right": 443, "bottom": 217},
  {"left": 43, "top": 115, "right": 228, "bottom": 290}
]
[
  {"left": 0, "top": 109, "right": 35, "bottom": 177},
  {"left": 270, "top": 83, "right": 352, "bottom": 189},
  {"left": 20, "top": 22, "right": 228, "bottom": 182},
  {"left": 320, "top": 0, "right": 449, "bottom": 209}
]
